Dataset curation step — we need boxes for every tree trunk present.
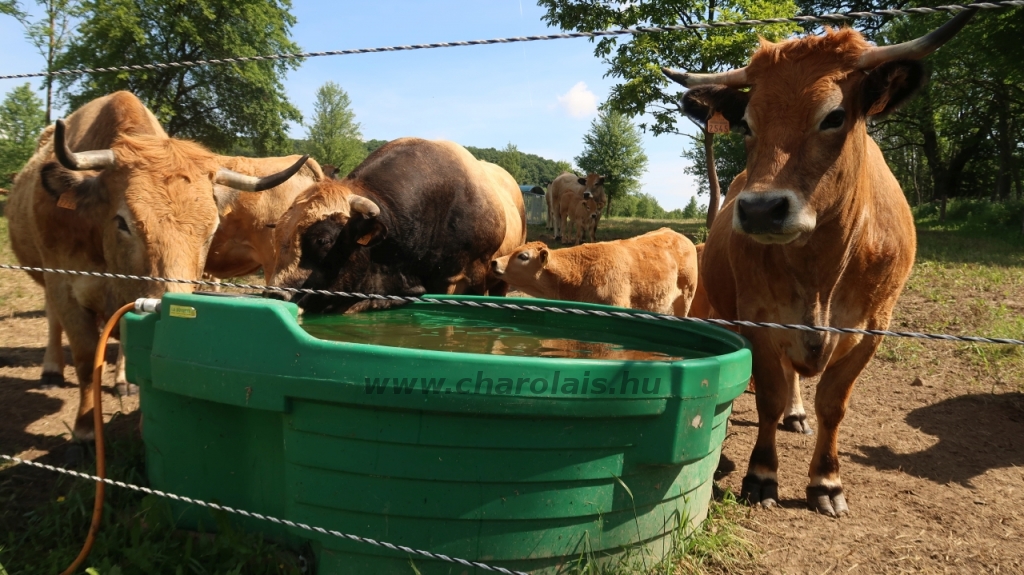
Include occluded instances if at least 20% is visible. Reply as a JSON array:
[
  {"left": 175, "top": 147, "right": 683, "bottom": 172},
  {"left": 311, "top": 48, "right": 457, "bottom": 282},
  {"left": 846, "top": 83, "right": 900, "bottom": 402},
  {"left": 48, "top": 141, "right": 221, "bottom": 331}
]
[
  {"left": 995, "top": 86, "right": 1012, "bottom": 201},
  {"left": 703, "top": 129, "right": 721, "bottom": 228},
  {"left": 45, "top": 2, "right": 54, "bottom": 124}
]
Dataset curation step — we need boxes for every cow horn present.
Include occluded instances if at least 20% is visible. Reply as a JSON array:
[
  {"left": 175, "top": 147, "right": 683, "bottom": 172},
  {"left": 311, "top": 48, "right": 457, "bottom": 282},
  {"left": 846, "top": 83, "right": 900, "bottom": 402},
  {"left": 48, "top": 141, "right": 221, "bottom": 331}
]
[
  {"left": 857, "top": 8, "right": 976, "bottom": 69},
  {"left": 54, "top": 119, "right": 116, "bottom": 171},
  {"left": 348, "top": 194, "right": 380, "bottom": 218},
  {"left": 662, "top": 66, "right": 749, "bottom": 88},
  {"left": 214, "top": 154, "right": 310, "bottom": 192}
]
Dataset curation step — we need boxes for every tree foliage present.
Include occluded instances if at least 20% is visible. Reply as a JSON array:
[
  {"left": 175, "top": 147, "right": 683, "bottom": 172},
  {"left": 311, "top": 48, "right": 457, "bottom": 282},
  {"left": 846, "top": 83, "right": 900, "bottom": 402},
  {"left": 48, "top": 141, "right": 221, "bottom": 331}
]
[
  {"left": 496, "top": 142, "right": 524, "bottom": 184},
  {"left": 539, "top": 0, "right": 798, "bottom": 225},
  {"left": 303, "top": 82, "right": 366, "bottom": 178},
  {"left": 0, "top": 84, "right": 46, "bottom": 186},
  {"left": 574, "top": 109, "right": 649, "bottom": 212},
  {"left": 682, "top": 195, "right": 700, "bottom": 219},
  {"left": 55, "top": 0, "right": 301, "bottom": 155},
  {"left": 465, "top": 145, "right": 569, "bottom": 186},
  {"left": 9, "top": 0, "right": 78, "bottom": 123}
]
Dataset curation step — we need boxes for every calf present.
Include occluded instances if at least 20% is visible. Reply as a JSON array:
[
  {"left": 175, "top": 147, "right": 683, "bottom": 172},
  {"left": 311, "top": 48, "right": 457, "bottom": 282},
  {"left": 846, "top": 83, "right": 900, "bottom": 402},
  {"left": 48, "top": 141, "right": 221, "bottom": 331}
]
[
  {"left": 557, "top": 190, "right": 599, "bottom": 245},
  {"left": 491, "top": 228, "right": 697, "bottom": 316}
]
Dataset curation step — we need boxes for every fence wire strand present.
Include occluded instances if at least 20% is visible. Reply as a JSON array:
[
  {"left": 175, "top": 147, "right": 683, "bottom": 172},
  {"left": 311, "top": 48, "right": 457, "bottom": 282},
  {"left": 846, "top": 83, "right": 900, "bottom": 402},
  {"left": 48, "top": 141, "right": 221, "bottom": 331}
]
[
  {"left": 2, "top": 263, "right": 1021, "bottom": 346},
  {"left": 0, "top": 1, "right": 1022, "bottom": 81},
  {"left": 0, "top": 454, "right": 531, "bottom": 575}
]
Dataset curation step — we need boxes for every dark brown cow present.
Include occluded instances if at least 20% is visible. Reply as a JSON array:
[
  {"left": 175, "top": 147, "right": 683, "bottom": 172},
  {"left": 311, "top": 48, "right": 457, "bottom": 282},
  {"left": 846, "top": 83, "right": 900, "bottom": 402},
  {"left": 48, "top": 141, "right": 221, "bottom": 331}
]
[
  {"left": 269, "top": 138, "right": 526, "bottom": 312},
  {"left": 662, "top": 11, "right": 975, "bottom": 515}
]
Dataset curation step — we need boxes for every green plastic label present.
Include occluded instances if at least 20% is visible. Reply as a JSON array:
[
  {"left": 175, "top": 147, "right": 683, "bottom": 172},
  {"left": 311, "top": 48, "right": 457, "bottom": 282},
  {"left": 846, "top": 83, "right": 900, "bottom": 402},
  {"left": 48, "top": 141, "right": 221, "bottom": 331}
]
[{"left": 168, "top": 305, "right": 197, "bottom": 319}]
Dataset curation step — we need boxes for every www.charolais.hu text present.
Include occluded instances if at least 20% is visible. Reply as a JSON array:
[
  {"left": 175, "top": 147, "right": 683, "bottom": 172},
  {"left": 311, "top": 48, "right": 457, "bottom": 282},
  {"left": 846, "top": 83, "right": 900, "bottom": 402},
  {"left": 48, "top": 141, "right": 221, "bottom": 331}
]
[{"left": 364, "top": 371, "right": 663, "bottom": 395}]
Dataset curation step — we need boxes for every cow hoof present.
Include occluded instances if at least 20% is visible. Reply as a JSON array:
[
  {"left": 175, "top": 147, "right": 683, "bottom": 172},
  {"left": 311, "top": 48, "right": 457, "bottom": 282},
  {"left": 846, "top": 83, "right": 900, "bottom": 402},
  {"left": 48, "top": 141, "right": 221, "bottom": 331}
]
[
  {"left": 40, "top": 371, "right": 65, "bottom": 389},
  {"left": 741, "top": 474, "right": 778, "bottom": 509},
  {"left": 116, "top": 382, "right": 140, "bottom": 396},
  {"left": 781, "top": 414, "right": 814, "bottom": 435},
  {"left": 807, "top": 485, "right": 849, "bottom": 517}
]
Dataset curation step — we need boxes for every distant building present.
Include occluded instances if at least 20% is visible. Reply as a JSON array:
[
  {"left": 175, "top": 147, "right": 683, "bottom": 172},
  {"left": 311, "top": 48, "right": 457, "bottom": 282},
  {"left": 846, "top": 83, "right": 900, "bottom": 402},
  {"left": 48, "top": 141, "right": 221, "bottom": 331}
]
[{"left": 519, "top": 185, "right": 546, "bottom": 225}]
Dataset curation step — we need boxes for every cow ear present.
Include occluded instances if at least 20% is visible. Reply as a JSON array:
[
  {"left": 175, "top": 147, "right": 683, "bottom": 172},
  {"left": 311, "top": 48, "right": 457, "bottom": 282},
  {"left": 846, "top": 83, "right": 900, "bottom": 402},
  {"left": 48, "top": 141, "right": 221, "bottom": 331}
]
[
  {"left": 682, "top": 86, "right": 749, "bottom": 133},
  {"left": 353, "top": 217, "right": 387, "bottom": 248},
  {"left": 40, "top": 163, "right": 104, "bottom": 208},
  {"left": 577, "top": 177, "right": 586, "bottom": 186},
  {"left": 539, "top": 248, "right": 549, "bottom": 266},
  {"left": 213, "top": 185, "right": 240, "bottom": 216},
  {"left": 861, "top": 60, "right": 926, "bottom": 118}
]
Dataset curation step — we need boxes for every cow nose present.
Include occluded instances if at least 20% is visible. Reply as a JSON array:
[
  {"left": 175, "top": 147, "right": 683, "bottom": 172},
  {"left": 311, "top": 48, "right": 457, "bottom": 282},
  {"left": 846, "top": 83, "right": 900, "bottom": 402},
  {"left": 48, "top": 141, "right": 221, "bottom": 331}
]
[
  {"left": 737, "top": 196, "right": 790, "bottom": 234},
  {"left": 490, "top": 260, "right": 504, "bottom": 276},
  {"left": 583, "top": 191, "right": 593, "bottom": 199}
]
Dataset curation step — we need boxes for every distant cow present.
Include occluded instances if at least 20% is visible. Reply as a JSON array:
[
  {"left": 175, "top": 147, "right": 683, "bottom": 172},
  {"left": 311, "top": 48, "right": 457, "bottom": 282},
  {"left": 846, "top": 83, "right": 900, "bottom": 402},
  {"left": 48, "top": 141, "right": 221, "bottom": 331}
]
[
  {"left": 491, "top": 228, "right": 698, "bottom": 316},
  {"left": 547, "top": 171, "right": 606, "bottom": 238},
  {"left": 6, "top": 91, "right": 307, "bottom": 440},
  {"left": 269, "top": 137, "right": 526, "bottom": 313},
  {"left": 558, "top": 190, "right": 600, "bottom": 245},
  {"left": 662, "top": 10, "right": 975, "bottom": 515}
]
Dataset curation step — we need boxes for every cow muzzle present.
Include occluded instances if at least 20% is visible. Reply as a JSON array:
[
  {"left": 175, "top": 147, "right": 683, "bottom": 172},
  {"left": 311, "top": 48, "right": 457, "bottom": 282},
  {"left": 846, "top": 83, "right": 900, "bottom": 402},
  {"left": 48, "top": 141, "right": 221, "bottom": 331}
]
[
  {"left": 490, "top": 259, "right": 506, "bottom": 276},
  {"left": 733, "top": 190, "right": 816, "bottom": 244}
]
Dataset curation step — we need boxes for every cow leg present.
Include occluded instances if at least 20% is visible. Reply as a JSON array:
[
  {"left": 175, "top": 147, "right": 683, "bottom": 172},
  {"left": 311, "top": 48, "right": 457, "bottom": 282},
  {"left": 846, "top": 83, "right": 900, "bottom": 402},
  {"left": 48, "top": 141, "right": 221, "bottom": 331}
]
[
  {"left": 51, "top": 294, "right": 103, "bottom": 442},
  {"left": 114, "top": 345, "right": 138, "bottom": 396},
  {"left": 780, "top": 376, "right": 813, "bottom": 435},
  {"left": 740, "top": 332, "right": 792, "bottom": 509},
  {"left": 40, "top": 306, "right": 66, "bottom": 388},
  {"left": 806, "top": 335, "right": 879, "bottom": 517}
]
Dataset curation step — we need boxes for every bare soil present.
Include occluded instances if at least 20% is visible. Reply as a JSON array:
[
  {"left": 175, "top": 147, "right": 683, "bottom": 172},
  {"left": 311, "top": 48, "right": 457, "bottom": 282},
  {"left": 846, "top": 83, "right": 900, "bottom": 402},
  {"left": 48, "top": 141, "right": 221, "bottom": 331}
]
[{"left": 2, "top": 222, "right": 1023, "bottom": 573}]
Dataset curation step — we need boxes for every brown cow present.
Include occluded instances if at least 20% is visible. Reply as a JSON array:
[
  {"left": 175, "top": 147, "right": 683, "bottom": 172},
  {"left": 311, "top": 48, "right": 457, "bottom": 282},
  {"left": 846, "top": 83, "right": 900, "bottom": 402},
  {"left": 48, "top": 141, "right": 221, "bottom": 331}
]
[
  {"left": 557, "top": 190, "right": 600, "bottom": 245},
  {"left": 491, "top": 228, "right": 697, "bottom": 316},
  {"left": 546, "top": 171, "right": 605, "bottom": 238},
  {"left": 269, "top": 138, "right": 526, "bottom": 312},
  {"left": 662, "top": 11, "right": 975, "bottom": 515},
  {"left": 7, "top": 91, "right": 307, "bottom": 439}
]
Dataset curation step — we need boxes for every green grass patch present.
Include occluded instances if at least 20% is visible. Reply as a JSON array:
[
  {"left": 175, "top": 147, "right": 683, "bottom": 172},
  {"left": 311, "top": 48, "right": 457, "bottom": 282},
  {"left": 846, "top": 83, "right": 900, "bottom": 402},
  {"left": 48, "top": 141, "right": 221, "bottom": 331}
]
[{"left": 0, "top": 417, "right": 304, "bottom": 575}]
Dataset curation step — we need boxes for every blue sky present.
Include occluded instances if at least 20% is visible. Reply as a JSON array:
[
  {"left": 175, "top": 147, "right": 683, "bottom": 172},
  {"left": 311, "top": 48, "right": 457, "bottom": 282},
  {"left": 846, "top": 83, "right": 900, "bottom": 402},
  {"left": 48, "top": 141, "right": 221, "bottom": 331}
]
[{"left": 0, "top": 1, "right": 703, "bottom": 209}]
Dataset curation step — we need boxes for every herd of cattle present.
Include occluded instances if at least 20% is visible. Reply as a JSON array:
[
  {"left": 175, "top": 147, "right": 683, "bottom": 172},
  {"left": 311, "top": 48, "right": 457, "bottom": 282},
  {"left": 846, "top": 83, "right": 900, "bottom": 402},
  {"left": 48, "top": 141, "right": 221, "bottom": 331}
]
[{"left": 4, "top": 10, "right": 975, "bottom": 517}]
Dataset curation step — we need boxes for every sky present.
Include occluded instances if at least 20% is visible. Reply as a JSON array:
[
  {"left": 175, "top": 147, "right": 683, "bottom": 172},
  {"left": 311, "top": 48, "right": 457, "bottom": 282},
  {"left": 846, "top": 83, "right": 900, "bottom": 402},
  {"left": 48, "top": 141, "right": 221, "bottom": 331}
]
[{"left": 0, "top": 1, "right": 703, "bottom": 210}]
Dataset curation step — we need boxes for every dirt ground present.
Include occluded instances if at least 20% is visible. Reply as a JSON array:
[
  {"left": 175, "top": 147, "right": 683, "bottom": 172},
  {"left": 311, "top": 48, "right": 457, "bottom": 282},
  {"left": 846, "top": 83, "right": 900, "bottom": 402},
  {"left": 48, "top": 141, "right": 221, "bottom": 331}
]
[{"left": 2, "top": 225, "right": 1023, "bottom": 574}]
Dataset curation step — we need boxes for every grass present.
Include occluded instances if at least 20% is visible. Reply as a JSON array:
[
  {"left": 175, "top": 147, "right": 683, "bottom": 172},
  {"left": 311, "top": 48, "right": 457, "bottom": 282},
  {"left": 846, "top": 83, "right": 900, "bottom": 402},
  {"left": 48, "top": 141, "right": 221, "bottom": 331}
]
[{"left": 0, "top": 415, "right": 306, "bottom": 575}]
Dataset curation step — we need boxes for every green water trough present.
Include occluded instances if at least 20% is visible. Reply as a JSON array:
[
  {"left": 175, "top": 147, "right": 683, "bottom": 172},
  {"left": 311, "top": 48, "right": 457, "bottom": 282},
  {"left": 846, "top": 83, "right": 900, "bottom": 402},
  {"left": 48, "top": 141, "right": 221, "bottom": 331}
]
[{"left": 121, "top": 292, "right": 751, "bottom": 574}]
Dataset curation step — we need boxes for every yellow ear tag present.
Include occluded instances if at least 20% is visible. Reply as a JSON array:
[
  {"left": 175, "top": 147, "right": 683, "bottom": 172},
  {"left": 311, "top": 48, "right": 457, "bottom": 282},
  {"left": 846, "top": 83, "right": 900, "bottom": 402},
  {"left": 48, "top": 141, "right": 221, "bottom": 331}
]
[
  {"left": 356, "top": 233, "right": 373, "bottom": 246},
  {"left": 707, "top": 111, "right": 731, "bottom": 134},
  {"left": 56, "top": 190, "right": 78, "bottom": 210}
]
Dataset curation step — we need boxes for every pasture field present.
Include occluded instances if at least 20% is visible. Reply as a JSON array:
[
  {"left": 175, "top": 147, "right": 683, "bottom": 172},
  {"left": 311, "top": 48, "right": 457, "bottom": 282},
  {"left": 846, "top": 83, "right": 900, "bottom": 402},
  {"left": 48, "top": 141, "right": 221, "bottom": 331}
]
[{"left": 1, "top": 206, "right": 1023, "bottom": 574}]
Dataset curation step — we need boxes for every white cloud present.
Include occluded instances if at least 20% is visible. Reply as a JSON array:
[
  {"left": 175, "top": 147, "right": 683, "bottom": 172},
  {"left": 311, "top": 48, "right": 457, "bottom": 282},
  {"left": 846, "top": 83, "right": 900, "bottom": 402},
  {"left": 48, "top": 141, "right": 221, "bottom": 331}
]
[{"left": 556, "top": 81, "right": 598, "bottom": 118}]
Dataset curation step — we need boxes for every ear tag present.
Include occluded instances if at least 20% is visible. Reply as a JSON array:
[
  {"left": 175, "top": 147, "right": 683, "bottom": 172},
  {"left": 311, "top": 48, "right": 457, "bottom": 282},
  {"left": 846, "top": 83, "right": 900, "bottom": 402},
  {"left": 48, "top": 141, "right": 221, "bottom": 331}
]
[
  {"left": 56, "top": 190, "right": 78, "bottom": 210},
  {"left": 356, "top": 233, "right": 373, "bottom": 246},
  {"left": 707, "top": 111, "right": 731, "bottom": 134}
]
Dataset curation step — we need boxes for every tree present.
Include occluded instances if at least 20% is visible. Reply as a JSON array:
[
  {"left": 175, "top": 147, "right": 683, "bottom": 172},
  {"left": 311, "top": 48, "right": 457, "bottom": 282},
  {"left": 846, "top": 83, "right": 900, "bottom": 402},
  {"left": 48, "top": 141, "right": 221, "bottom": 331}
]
[
  {"left": 8, "top": 0, "right": 78, "bottom": 123},
  {"left": 574, "top": 109, "right": 648, "bottom": 214},
  {"left": 497, "top": 142, "right": 524, "bottom": 184},
  {"left": 682, "top": 196, "right": 699, "bottom": 219},
  {"left": 55, "top": 0, "right": 302, "bottom": 155},
  {"left": 304, "top": 82, "right": 366, "bottom": 178},
  {"left": 539, "top": 0, "right": 798, "bottom": 226},
  {"left": 0, "top": 83, "right": 46, "bottom": 187}
]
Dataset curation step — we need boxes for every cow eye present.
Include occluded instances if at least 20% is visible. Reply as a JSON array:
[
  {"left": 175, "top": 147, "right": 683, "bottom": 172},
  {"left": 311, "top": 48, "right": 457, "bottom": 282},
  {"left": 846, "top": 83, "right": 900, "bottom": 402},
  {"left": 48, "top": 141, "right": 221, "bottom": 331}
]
[
  {"left": 517, "top": 252, "right": 530, "bottom": 261},
  {"left": 114, "top": 215, "right": 130, "bottom": 234},
  {"left": 314, "top": 236, "right": 333, "bottom": 248},
  {"left": 820, "top": 109, "right": 846, "bottom": 131}
]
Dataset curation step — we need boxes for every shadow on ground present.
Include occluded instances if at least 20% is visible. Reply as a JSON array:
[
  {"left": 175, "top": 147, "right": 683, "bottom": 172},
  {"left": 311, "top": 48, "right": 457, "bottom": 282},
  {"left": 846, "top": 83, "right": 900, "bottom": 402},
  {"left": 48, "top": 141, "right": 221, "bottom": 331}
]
[{"left": 851, "top": 392, "right": 1024, "bottom": 487}]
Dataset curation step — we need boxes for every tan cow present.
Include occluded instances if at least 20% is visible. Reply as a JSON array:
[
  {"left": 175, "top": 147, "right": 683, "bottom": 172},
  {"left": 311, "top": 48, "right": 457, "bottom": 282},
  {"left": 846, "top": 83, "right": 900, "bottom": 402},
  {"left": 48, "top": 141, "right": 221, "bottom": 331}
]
[
  {"left": 547, "top": 171, "right": 606, "bottom": 240},
  {"left": 491, "top": 228, "right": 698, "bottom": 316},
  {"left": 557, "top": 190, "right": 600, "bottom": 245},
  {"left": 662, "top": 10, "right": 975, "bottom": 515},
  {"left": 7, "top": 91, "right": 307, "bottom": 440}
]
